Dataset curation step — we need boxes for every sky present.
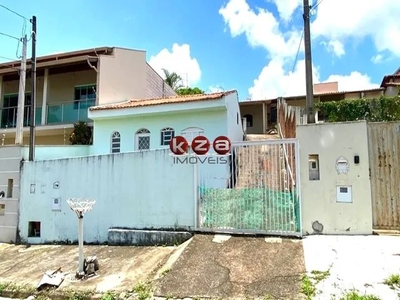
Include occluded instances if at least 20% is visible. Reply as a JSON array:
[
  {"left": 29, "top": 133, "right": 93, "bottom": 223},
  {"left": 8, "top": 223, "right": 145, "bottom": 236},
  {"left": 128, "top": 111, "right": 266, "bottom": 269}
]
[{"left": 0, "top": 0, "right": 399, "bottom": 101}]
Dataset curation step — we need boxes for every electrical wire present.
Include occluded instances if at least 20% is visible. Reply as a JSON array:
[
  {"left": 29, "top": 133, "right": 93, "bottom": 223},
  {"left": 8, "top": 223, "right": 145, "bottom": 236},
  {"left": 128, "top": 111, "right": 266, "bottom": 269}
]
[
  {"left": 0, "top": 31, "right": 20, "bottom": 41},
  {"left": 0, "top": 4, "right": 28, "bottom": 20},
  {"left": 0, "top": 55, "right": 15, "bottom": 61},
  {"left": 291, "top": 31, "right": 304, "bottom": 74},
  {"left": 312, "top": 0, "right": 324, "bottom": 9}
]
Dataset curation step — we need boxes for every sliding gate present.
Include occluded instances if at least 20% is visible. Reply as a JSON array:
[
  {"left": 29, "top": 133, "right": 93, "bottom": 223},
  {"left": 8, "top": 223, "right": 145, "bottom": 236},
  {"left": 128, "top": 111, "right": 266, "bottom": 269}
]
[{"left": 196, "top": 139, "right": 302, "bottom": 237}]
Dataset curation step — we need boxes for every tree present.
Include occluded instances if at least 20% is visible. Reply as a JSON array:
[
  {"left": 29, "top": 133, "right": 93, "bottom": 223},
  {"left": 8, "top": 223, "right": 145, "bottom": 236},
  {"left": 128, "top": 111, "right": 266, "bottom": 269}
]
[
  {"left": 69, "top": 121, "right": 93, "bottom": 145},
  {"left": 162, "top": 69, "right": 184, "bottom": 91},
  {"left": 177, "top": 87, "right": 205, "bottom": 95}
]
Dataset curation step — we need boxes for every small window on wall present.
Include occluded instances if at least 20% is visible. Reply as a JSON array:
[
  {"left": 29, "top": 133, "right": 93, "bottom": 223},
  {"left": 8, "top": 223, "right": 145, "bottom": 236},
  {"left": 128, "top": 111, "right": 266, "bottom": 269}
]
[
  {"left": 0, "top": 204, "right": 5, "bottom": 216},
  {"left": 309, "top": 154, "right": 320, "bottom": 180},
  {"left": 111, "top": 131, "right": 121, "bottom": 153},
  {"left": 243, "top": 114, "right": 253, "bottom": 127},
  {"left": 28, "top": 221, "right": 41, "bottom": 237},
  {"left": 161, "top": 127, "right": 175, "bottom": 146}
]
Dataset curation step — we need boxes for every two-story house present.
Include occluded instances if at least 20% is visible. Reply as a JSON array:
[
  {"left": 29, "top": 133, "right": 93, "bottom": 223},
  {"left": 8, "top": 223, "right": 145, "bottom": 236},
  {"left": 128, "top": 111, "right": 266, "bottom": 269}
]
[
  {"left": 0, "top": 46, "right": 176, "bottom": 145},
  {"left": 241, "top": 67, "right": 400, "bottom": 135}
]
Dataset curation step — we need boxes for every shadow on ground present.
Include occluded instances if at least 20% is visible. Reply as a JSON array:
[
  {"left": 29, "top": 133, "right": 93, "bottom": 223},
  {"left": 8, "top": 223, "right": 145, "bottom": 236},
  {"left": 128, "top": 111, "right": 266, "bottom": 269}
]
[{"left": 154, "top": 234, "right": 306, "bottom": 300}]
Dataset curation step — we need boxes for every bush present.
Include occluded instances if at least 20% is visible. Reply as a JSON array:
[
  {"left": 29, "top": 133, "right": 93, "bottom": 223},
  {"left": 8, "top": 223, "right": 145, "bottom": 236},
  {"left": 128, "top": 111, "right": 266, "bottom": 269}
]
[{"left": 315, "top": 95, "right": 400, "bottom": 123}]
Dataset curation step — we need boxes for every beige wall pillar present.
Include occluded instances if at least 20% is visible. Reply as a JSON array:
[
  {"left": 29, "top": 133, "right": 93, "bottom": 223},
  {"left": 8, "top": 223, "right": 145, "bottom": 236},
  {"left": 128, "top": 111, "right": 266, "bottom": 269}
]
[
  {"left": 41, "top": 68, "right": 49, "bottom": 125},
  {"left": 262, "top": 103, "right": 266, "bottom": 133},
  {"left": 0, "top": 75, "right": 3, "bottom": 104}
]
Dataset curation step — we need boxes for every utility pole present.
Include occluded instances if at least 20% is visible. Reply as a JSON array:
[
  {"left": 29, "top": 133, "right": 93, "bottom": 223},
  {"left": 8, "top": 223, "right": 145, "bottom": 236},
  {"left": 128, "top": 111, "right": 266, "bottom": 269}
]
[
  {"left": 303, "top": 0, "right": 315, "bottom": 124},
  {"left": 15, "top": 35, "right": 27, "bottom": 145},
  {"left": 29, "top": 16, "right": 37, "bottom": 161}
]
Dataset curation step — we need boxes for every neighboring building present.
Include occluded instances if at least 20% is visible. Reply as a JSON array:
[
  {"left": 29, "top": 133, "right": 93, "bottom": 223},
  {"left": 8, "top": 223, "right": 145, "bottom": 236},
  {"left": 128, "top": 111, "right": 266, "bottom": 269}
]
[
  {"left": 0, "top": 46, "right": 176, "bottom": 145},
  {"left": 240, "top": 82, "right": 385, "bottom": 134},
  {"left": 381, "top": 67, "right": 400, "bottom": 97}
]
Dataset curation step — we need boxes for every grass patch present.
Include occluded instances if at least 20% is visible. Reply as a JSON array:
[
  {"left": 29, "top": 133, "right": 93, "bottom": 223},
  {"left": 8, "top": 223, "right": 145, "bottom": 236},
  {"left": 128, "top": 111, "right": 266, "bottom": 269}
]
[
  {"left": 301, "top": 269, "right": 331, "bottom": 300},
  {"left": 101, "top": 291, "right": 117, "bottom": 300},
  {"left": 161, "top": 268, "right": 171, "bottom": 276},
  {"left": 339, "top": 290, "right": 380, "bottom": 300},
  {"left": 132, "top": 281, "right": 152, "bottom": 300},
  {"left": 383, "top": 274, "right": 400, "bottom": 290}
]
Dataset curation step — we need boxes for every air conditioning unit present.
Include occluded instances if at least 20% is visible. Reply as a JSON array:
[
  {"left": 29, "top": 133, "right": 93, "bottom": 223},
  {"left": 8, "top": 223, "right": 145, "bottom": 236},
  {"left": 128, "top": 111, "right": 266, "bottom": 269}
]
[{"left": 52, "top": 197, "right": 61, "bottom": 211}]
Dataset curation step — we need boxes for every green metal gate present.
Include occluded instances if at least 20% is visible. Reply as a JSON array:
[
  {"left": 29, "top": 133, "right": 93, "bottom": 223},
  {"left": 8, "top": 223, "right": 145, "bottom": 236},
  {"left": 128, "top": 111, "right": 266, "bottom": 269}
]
[{"left": 196, "top": 139, "right": 302, "bottom": 237}]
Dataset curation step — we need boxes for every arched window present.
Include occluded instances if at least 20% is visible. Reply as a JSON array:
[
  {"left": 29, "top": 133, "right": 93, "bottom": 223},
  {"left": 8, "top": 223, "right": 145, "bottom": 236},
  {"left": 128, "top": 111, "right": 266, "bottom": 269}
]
[
  {"left": 243, "top": 114, "right": 253, "bottom": 127},
  {"left": 111, "top": 131, "right": 121, "bottom": 153},
  {"left": 135, "top": 128, "right": 150, "bottom": 151},
  {"left": 181, "top": 127, "right": 204, "bottom": 143},
  {"left": 161, "top": 127, "right": 175, "bottom": 146}
]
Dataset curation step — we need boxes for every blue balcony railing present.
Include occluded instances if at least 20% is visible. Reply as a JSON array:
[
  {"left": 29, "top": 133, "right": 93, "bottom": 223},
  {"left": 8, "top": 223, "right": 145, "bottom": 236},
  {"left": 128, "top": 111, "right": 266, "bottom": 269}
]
[
  {"left": 0, "top": 106, "right": 42, "bottom": 129},
  {"left": 47, "top": 99, "right": 95, "bottom": 125},
  {"left": 0, "top": 99, "right": 95, "bottom": 129}
]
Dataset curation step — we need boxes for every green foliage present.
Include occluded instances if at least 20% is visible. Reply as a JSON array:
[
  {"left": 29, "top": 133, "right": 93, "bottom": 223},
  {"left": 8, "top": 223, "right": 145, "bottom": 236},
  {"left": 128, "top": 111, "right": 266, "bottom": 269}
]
[
  {"left": 162, "top": 69, "right": 184, "bottom": 91},
  {"left": 132, "top": 282, "right": 152, "bottom": 300},
  {"left": 101, "top": 291, "right": 116, "bottom": 300},
  {"left": 383, "top": 274, "right": 400, "bottom": 289},
  {"left": 176, "top": 86, "right": 205, "bottom": 95},
  {"left": 315, "top": 95, "right": 400, "bottom": 123},
  {"left": 339, "top": 290, "right": 379, "bottom": 300},
  {"left": 69, "top": 121, "right": 93, "bottom": 145}
]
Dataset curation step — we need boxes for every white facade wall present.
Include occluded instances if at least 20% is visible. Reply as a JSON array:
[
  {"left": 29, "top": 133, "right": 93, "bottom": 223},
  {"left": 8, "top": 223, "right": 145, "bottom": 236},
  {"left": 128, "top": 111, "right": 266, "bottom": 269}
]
[
  {"left": 90, "top": 109, "right": 227, "bottom": 155},
  {"left": 19, "top": 150, "right": 194, "bottom": 244},
  {"left": 225, "top": 93, "right": 244, "bottom": 142}
]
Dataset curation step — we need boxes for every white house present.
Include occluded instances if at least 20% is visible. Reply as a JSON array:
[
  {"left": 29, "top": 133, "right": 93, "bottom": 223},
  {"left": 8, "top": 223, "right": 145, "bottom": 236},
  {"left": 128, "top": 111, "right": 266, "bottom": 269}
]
[
  {"left": 88, "top": 90, "right": 245, "bottom": 188},
  {"left": 88, "top": 90, "right": 244, "bottom": 154}
]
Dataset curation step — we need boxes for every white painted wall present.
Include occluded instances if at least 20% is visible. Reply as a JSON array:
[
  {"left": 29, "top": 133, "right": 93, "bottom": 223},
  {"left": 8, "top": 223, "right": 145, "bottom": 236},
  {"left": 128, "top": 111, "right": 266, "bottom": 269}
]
[
  {"left": 225, "top": 92, "right": 244, "bottom": 142},
  {"left": 90, "top": 109, "right": 228, "bottom": 155},
  {"left": 0, "top": 146, "right": 24, "bottom": 243},
  {"left": 297, "top": 121, "right": 373, "bottom": 235},
  {"left": 98, "top": 48, "right": 147, "bottom": 105},
  {"left": 19, "top": 149, "right": 195, "bottom": 244},
  {"left": 21, "top": 146, "right": 91, "bottom": 160}
]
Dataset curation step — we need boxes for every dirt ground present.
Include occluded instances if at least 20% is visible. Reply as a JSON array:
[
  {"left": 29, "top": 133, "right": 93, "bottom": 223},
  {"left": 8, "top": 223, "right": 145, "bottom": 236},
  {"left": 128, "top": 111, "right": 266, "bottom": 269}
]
[
  {"left": 0, "top": 234, "right": 306, "bottom": 299},
  {"left": 154, "top": 234, "right": 306, "bottom": 300},
  {"left": 0, "top": 242, "right": 175, "bottom": 293}
]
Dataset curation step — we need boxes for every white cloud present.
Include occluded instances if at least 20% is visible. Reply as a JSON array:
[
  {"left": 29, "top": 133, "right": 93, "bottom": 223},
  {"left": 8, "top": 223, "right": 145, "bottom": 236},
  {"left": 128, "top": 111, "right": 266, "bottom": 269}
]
[
  {"left": 325, "top": 72, "right": 379, "bottom": 91},
  {"left": 148, "top": 43, "right": 202, "bottom": 87},
  {"left": 371, "top": 54, "right": 384, "bottom": 64},
  {"left": 249, "top": 59, "right": 319, "bottom": 99},
  {"left": 219, "top": 0, "right": 302, "bottom": 60},
  {"left": 268, "top": 0, "right": 302, "bottom": 22},
  {"left": 321, "top": 40, "right": 345, "bottom": 57},
  {"left": 311, "top": 0, "right": 400, "bottom": 57},
  {"left": 219, "top": 0, "right": 383, "bottom": 100},
  {"left": 249, "top": 60, "right": 378, "bottom": 99}
]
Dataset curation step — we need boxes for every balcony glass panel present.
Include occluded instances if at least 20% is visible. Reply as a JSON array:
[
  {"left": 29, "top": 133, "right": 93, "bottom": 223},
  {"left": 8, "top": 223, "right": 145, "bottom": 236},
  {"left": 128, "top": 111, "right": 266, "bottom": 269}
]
[
  {"left": 0, "top": 106, "right": 42, "bottom": 128},
  {"left": 46, "top": 99, "right": 95, "bottom": 125}
]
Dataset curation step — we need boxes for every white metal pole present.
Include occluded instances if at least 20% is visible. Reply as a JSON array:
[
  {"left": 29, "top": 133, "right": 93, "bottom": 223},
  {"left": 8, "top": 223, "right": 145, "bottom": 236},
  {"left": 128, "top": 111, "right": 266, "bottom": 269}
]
[
  {"left": 15, "top": 35, "right": 27, "bottom": 145},
  {"left": 78, "top": 216, "right": 84, "bottom": 273}
]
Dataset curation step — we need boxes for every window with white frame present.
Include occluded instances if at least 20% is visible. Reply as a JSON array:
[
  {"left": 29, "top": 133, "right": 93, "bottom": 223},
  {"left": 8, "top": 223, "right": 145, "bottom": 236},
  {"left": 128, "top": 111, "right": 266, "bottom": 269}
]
[
  {"left": 161, "top": 127, "right": 175, "bottom": 146},
  {"left": 111, "top": 131, "right": 121, "bottom": 153},
  {"left": 136, "top": 128, "right": 151, "bottom": 151},
  {"left": 181, "top": 127, "right": 204, "bottom": 143}
]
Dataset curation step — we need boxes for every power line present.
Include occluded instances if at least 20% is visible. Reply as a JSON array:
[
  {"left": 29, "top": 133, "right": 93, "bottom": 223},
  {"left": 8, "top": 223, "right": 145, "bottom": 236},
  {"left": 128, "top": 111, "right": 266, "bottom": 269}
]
[
  {"left": 0, "top": 4, "right": 28, "bottom": 20},
  {"left": 312, "top": 0, "right": 324, "bottom": 9},
  {"left": 0, "top": 54, "right": 15, "bottom": 61},
  {"left": 0, "top": 31, "right": 20, "bottom": 41},
  {"left": 291, "top": 31, "right": 304, "bottom": 73}
]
